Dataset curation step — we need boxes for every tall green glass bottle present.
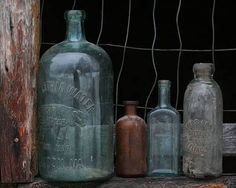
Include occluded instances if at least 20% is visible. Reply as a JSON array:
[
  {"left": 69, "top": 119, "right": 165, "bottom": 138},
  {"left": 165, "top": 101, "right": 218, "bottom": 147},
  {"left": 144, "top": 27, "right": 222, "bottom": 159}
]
[{"left": 38, "top": 10, "right": 114, "bottom": 181}]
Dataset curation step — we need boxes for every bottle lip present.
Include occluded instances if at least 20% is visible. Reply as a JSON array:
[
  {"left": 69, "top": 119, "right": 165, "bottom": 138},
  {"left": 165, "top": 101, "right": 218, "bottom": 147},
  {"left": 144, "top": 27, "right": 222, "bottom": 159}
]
[
  {"left": 193, "top": 63, "right": 215, "bottom": 73},
  {"left": 64, "top": 10, "right": 86, "bottom": 21},
  {"left": 158, "top": 80, "right": 171, "bottom": 86},
  {"left": 123, "top": 101, "right": 139, "bottom": 105}
]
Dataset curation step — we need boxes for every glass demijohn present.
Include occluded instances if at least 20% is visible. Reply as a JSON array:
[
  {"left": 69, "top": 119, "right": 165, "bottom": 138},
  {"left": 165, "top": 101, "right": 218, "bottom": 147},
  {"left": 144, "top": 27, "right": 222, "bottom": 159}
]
[
  {"left": 38, "top": 10, "right": 114, "bottom": 181},
  {"left": 183, "top": 63, "right": 223, "bottom": 178},
  {"left": 147, "top": 80, "right": 180, "bottom": 176}
]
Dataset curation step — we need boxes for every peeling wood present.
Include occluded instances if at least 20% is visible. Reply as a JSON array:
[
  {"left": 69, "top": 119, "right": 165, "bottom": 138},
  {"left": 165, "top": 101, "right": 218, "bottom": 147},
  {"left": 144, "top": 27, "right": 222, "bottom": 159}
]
[{"left": 0, "top": 0, "right": 40, "bottom": 183}]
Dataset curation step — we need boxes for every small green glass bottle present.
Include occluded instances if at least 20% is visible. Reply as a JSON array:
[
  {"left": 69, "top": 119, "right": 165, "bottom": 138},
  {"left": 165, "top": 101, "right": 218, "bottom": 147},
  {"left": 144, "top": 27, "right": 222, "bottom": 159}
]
[
  {"left": 147, "top": 80, "right": 180, "bottom": 176},
  {"left": 38, "top": 10, "right": 114, "bottom": 181}
]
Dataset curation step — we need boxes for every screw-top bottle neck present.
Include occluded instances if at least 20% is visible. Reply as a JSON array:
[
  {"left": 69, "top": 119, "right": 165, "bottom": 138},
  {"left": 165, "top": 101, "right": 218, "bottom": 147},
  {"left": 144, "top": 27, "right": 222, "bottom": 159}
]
[
  {"left": 193, "top": 63, "right": 214, "bottom": 80},
  {"left": 158, "top": 80, "right": 171, "bottom": 107},
  {"left": 64, "top": 10, "right": 86, "bottom": 42},
  {"left": 123, "top": 101, "right": 138, "bottom": 115}
]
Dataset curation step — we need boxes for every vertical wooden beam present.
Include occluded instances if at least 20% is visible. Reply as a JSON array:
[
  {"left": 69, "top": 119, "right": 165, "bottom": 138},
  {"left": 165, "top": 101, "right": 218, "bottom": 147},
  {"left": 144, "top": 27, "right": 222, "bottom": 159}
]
[{"left": 0, "top": 0, "right": 40, "bottom": 183}]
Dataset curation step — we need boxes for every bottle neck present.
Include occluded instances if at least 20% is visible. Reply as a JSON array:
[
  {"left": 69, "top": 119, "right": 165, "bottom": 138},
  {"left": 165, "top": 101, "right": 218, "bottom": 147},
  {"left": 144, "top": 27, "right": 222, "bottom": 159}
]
[
  {"left": 193, "top": 63, "right": 214, "bottom": 81},
  {"left": 125, "top": 104, "right": 137, "bottom": 115},
  {"left": 158, "top": 86, "right": 171, "bottom": 107},
  {"left": 66, "top": 20, "right": 86, "bottom": 42},
  {"left": 194, "top": 72, "right": 213, "bottom": 80}
]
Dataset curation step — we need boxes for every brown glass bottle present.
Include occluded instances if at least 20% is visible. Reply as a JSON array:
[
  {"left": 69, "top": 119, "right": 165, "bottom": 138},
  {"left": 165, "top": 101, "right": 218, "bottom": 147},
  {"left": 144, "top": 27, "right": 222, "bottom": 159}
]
[{"left": 115, "top": 101, "right": 147, "bottom": 177}]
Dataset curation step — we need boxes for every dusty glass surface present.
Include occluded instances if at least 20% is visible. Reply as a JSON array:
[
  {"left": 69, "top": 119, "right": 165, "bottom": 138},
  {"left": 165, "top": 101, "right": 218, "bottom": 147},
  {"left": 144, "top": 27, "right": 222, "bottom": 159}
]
[
  {"left": 183, "top": 63, "right": 223, "bottom": 178},
  {"left": 116, "top": 101, "right": 147, "bottom": 177},
  {"left": 38, "top": 10, "right": 114, "bottom": 181},
  {"left": 147, "top": 80, "right": 180, "bottom": 176}
]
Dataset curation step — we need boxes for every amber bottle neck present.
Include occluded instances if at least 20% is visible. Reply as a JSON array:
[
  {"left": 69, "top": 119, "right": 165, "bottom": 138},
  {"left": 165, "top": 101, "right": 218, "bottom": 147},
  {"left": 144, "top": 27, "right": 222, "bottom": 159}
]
[{"left": 125, "top": 104, "right": 137, "bottom": 115}]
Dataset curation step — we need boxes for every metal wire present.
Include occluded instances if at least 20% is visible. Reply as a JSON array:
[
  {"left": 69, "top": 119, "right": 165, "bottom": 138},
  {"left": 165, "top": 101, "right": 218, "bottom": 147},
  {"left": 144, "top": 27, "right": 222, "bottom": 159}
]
[
  {"left": 212, "top": 0, "right": 216, "bottom": 65},
  {"left": 96, "top": 0, "right": 104, "bottom": 45},
  {"left": 175, "top": 0, "right": 183, "bottom": 109},
  {"left": 144, "top": 0, "right": 158, "bottom": 120},
  {"left": 115, "top": 0, "right": 132, "bottom": 121},
  {"left": 115, "top": 103, "right": 236, "bottom": 112},
  {"left": 40, "top": 0, "right": 45, "bottom": 20},
  {"left": 72, "top": 0, "right": 77, "bottom": 10},
  {"left": 40, "top": 0, "right": 45, "bottom": 45},
  {"left": 40, "top": 1, "right": 236, "bottom": 114},
  {"left": 41, "top": 42, "right": 236, "bottom": 52}
]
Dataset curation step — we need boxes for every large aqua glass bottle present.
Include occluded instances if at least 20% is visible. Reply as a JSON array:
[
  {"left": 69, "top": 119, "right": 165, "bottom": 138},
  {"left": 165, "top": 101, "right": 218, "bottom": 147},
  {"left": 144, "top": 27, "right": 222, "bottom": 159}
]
[
  {"left": 147, "top": 80, "right": 180, "bottom": 176},
  {"left": 38, "top": 10, "right": 114, "bottom": 181}
]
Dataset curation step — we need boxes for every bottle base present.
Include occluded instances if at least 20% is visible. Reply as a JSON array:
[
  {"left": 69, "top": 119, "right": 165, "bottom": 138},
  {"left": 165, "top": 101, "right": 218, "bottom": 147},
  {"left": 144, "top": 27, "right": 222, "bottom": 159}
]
[
  {"left": 184, "top": 173, "right": 222, "bottom": 179},
  {"left": 40, "top": 167, "right": 113, "bottom": 182},
  {"left": 147, "top": 169, "right": 178, "bottom": 177},
  {"left": 116, "top": 173, "right": 145, "bottom": 178}
]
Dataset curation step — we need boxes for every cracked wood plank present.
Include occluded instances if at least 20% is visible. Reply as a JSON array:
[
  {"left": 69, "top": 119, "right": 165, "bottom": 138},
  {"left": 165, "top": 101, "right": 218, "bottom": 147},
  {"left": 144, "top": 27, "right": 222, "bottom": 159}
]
[{"left": 0, "top": 0, "right": 40, "bottom": 183}]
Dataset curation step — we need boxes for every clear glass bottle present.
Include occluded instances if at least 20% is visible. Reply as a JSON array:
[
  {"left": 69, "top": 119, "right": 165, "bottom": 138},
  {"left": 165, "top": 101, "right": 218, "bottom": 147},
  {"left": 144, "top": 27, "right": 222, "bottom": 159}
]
[
  {"left": 116, "top": 101, "right": 147, "bottom": 177},
  {"left": 147, "top": 80, "right": 180, "bottom": 176},
  {"left": 38, "top": 10, "right": 114, "bottom": 181},
  {"left": 183, "top": 63, "right": 223, "bottom": 178}
]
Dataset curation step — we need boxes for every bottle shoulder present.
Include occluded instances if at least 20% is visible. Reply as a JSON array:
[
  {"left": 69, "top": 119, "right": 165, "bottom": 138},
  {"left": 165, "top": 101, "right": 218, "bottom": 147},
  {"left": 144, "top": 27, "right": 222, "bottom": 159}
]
[
  {"left": 116, "top": 115, "right": 146, "bottom": 127},
  {"left": 40, "top": 40, "right": 112, "bottom": 65},
  {"left": 185, "top": 79, "right": 222, "bottom": 97},
  {"left": 187, "top": 78, "right": 221, "bottom": 89},
  {"left": 39, "top": 40, "right": 113, "bottom": 76},
  {"left": 184, "top": 79, "right": 223, "bottom": 110},
  {"left": 148, "top": 106, "right": 180, "bottom": 123},
  {"left": 148, "top": 106, "right": 179, "bottom": 116}
]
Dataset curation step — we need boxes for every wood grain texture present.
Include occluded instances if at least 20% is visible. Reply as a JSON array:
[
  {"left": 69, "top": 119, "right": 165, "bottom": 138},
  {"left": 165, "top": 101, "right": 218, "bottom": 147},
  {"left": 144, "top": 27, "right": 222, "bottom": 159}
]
[
  {"left": 16, "top": 176, "right": 236, "bottom": 188},
  {"left": 0, "top": 184, "right": 17, "bottom": 188},
  {"left": 0, "top": 0, "right": 40, "bottom": 183},
  {"left": 223, "top": 124, "right": 236, "bottom": 156}
]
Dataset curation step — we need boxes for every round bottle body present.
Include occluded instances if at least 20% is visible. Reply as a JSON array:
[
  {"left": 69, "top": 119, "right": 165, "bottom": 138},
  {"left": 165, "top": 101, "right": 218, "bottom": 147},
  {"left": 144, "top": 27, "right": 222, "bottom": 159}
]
[
  {"left": 116, "top": 102, "right": 147, "bottom": 177},
  {"left": 38, "top": 11, "right": 114, "bottom": 182},
  {"left": 183, "top": 63, "right": 223, "bottom": 178}
]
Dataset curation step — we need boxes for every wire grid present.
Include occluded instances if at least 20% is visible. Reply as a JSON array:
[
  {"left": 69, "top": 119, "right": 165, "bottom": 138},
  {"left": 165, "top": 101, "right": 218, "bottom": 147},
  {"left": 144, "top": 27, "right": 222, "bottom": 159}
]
[{"left": 40, "top": 0, "right": 236, "bottom": 119}]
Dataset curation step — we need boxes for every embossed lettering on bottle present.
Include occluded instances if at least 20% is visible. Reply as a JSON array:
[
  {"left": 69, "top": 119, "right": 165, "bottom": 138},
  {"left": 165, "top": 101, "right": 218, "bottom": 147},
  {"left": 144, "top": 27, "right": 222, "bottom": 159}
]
[
  {"left": 39, "top": 79, "right": 96, "bottom": 154},
  {"left": 183, "top": 63, "right": 223, "bottom": 179},
  {"left": 183, "top": 119, "right": 212, "bottom": 156},
  {"left": 38, "top": 10, "right": 114, "bottom": 181}
]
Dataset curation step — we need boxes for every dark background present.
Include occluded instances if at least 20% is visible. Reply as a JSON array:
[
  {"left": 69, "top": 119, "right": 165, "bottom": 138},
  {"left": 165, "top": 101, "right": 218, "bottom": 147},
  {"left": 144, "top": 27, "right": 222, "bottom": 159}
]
[{"left": 41, "top": 0, "right": 236, "bottom": 173}]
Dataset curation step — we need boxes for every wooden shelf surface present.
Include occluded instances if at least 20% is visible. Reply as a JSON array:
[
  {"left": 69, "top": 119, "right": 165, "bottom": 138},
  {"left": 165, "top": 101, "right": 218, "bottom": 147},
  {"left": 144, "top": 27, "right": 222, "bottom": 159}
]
[{"left": 0, "top": 175, "right": 235, "bottom": 188}]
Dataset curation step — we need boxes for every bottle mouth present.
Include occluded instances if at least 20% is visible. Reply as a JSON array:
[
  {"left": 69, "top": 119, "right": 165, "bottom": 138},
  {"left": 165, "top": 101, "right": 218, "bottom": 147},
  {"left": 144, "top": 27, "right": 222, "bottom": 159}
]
[
  {"left": 193, "top": 63, "right": 215, "bottom": 74},
  {"left": 123, "top": 101, "right": 139, "bottom": 105},
  {"left": 64, "top": 10, "right": 86, "bottom": 21},
  {"left": 158, "top": 80, "right": 171, "bottom": 87}
]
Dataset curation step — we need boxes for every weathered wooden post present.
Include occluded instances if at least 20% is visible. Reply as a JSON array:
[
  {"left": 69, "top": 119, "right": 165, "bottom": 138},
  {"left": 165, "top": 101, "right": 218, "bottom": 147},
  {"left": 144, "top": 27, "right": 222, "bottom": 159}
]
[{"left": 0, "top": 0, "right": 40, "bottom": 183}]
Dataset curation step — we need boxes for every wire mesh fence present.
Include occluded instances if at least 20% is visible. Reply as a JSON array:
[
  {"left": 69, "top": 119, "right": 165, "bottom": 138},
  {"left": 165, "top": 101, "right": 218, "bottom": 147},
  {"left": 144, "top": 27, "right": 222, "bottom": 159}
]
[{"left": 40, "top": 0, "right": 236, "bottom": 122}]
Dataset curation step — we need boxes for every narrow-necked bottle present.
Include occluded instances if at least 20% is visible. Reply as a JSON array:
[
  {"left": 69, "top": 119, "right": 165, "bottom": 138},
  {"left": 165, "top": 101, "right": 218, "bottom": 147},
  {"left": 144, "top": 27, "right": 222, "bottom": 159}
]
[
  {"left": 183, "top": 63, "right": 223, "bottom": 179},
  {"left": 116, "top": 101, "right": 147, "bottom": 177},
  {"left": 38, "top": 10, "right": 114, "bottom": 181},
  {"left": 147, "top": 80, "right": 180, "bottom": 176}
]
